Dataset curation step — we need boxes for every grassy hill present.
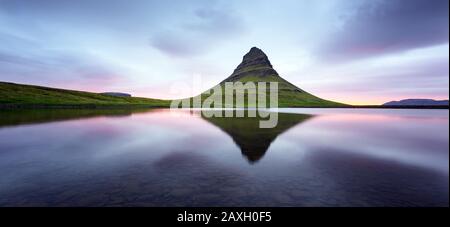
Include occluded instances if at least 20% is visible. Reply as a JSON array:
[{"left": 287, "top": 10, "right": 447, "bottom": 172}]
[
  {"left": 1, "top": 47, "right": 347, "bottom": 109},
  {"left": 0, "top": 82, "right": 171, "bottom": 108},
  {"left": 181, "top": 47, "right": 346, "bottom": 108}
]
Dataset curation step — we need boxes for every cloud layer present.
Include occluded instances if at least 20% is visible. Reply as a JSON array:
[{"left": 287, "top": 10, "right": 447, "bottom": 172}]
[
  {"left": 0, "top": 0, "right": 448, "bottom": 104},
  {"left": 318, "top": 0, "right": 449, "bottom": 62},
  {"left": 149, "top": 4, "right": 246, "bottom": 57}
]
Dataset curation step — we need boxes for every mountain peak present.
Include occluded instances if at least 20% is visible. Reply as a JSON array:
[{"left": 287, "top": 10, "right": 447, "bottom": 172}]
[
  {"left": 246, "top": 47, "right": 268, "bottom": 58},
  {"left": 224, "top": 47, "right": 278, "bottom": 81},
  {"left": 238, "top": 47, "right": 273, "bottom": 70}
]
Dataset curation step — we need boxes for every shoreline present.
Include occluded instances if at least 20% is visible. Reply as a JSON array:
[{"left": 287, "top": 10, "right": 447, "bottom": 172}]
[
  {"left": 0, "top": 104, "right": 171, "bottom": 110},
  {"left": 1, "top": 103, "right": 448, "bottom": 110}
]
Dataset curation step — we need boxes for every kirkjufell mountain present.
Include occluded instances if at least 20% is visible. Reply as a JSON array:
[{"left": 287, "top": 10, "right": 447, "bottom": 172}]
[{"left": 194, "top": 47, "right": 344, "bottom": 107}]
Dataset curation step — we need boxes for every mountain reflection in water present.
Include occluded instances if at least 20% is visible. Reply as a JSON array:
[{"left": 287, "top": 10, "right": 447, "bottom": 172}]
[
  {"left": 199, "top": 110, "right": 312, "bottom": 163},
  {"left": 0, "top": 108, "right": 447, "bottom": 206},
  {"left": 0, "top": 108, "right": 312, "bottom": 164}
]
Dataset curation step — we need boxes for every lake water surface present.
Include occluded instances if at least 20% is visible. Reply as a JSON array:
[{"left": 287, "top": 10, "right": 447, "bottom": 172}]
[{"left": 0, "top": 108, "right": 448, "bottom": 206}]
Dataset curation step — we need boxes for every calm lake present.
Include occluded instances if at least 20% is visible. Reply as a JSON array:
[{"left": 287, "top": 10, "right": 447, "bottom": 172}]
[{"left": 0, "top": 108, "right": 448, "bottom": 207}]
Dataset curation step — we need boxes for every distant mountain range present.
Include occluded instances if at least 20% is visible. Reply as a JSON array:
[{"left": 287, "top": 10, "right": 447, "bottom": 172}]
[{"left": 383, "top": 99, "right": 449, "bottom": 106}]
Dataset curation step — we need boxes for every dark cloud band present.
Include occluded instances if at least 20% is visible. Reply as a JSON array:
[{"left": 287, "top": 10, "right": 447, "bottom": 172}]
[{"left": 318, "top": 0, "right": 449, "bottom": 62}]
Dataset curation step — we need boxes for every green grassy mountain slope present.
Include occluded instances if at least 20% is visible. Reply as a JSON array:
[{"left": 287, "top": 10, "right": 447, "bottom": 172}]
[
  {"left": 0, "top": 82, "right": 170, "bottom": 108},
  {"left": 191, "top": 47, "right": 345, "bottom": 108},
  {"left": 1, "top": 47, "right": 345, "bottom": 109}
]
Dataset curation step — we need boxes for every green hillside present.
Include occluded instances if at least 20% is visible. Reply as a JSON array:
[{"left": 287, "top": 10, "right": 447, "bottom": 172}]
[
  {"left": 184, "top": 47, "right": 345, "bottom": 108},
  {"left": 1, "top": 47, "right": 347, "bottom": 109},
  {"left": 0, "top": 82, "right": 170, "bottom": 108}
]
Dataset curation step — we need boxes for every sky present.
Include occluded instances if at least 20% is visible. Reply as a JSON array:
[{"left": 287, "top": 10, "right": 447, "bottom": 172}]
[{"left": 0, "top": 0, "right": 448, "bottom": 105}]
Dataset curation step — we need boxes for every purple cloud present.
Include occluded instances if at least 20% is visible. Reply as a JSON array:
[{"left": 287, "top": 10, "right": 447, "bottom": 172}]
[
  {"left": 150, "top": 32, "right": 204, "bottom": 57},
  {"left": 0, "top": 47, "right": 124, "bottom": 90},
  {"left": 317, "top": 57, "right": 449, "bottom": 98},
  {"left": 318, "top": 0, "right": 449, "bottom": 62},
  {"left": 149, "top": 5, "right": 245, "bottom": 57}
]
